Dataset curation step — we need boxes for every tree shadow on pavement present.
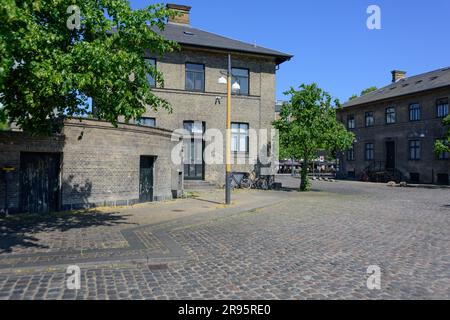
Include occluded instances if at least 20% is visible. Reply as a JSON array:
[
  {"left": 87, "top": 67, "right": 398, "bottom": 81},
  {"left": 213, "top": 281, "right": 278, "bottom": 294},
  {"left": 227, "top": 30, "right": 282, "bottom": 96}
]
[{"left": 0, "top": 210, "right": 134, "bottom": 254}]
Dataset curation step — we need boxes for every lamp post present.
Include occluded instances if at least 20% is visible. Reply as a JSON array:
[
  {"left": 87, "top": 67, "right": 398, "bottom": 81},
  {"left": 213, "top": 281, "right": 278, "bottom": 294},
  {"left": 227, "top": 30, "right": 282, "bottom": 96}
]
[{"left": 218, "top": 54, "right": 240, "bottom": 205}]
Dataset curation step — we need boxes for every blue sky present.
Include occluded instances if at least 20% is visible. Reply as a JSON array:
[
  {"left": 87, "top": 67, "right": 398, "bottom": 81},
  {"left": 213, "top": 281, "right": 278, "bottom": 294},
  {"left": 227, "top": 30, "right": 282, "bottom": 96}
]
[{"left": 130, "top": 0, "right": 450, "bottom": 102}]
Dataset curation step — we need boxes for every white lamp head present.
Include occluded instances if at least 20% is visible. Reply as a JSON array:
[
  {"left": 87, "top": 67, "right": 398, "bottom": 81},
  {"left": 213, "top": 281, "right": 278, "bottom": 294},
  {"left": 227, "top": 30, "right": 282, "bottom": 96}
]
[
  {"left": 232, "top": 81, "right": 241, "bottom": 91},
  {"left": 218, "top": 76, "right": 227, "bottom": 85}
]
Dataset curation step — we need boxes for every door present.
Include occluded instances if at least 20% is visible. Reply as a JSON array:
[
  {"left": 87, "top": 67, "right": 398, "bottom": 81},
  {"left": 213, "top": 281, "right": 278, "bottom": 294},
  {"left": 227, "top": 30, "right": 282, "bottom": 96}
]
[
  {"left": 139, "top": 156, "right": 155, "bottom": 203},
  {"left": 385, "top": 141, "right": 396, "bottom": 169},
  {"left": 20, "top": 152, "right": 61, "bottom": 213},
  {"left": 183, "top": 121, "right": 205, "bottom": 180}
]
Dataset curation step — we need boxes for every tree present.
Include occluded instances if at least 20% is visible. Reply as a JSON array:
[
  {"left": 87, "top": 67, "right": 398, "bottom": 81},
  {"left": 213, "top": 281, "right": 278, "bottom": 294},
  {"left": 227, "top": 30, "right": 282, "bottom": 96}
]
[
  {"left": 348, "top": 86, "right": 377, "bottom": 101},
  {"left": 434, "top": 115, "right": 450, "bottom": 156},
  {"left": 274, "top": 84, "right": 355, "bottom": 191},
  {"left": 0, "top": 0, "right": 178, "bottom": 134},
  {"left": 360, "top": 86, "right": 377, "bottom": 96}
]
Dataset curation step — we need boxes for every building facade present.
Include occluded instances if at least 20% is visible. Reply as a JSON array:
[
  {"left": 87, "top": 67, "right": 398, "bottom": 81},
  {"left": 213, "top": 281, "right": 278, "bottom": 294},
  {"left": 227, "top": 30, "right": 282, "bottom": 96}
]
[
  {"left": 139, "top": 4, "right": 292, "bottom": 185},
  {"left": 337, "top": 68, "right": 450, "bottom": 185}
]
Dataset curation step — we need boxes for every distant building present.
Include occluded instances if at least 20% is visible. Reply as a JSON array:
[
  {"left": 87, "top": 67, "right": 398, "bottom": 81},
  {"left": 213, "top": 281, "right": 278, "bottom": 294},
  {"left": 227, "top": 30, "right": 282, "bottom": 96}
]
[{"left": 337, "top": 67, "right": 450, "bottom": 185}]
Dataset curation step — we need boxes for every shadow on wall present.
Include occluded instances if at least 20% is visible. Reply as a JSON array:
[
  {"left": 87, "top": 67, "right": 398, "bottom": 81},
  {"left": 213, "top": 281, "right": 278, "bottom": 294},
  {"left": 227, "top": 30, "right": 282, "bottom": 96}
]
[{"left": 61, "top": 175, "right": 93, "bottom": 211}]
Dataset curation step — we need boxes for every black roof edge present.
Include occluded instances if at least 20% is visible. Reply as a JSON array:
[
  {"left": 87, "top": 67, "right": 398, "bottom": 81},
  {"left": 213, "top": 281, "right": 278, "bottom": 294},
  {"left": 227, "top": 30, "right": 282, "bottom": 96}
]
[{"left": 340, "top": 84, "right": 450, "bottom": 110}]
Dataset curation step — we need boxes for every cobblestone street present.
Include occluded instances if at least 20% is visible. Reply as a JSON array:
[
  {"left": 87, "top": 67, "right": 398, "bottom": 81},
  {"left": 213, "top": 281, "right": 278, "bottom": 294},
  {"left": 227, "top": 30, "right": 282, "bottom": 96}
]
[{"left": 0, "top": 177, "right": 449, "bottom": 300}]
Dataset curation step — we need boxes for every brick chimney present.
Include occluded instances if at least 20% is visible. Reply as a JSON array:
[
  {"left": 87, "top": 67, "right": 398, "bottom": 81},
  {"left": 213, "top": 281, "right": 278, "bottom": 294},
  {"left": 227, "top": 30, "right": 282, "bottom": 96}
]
[
  {"left": 167, "top": 4, "right": 191, "bottom": 25},
  {"left": 391, "top": 70, "right": 407, "bottom": 83}
]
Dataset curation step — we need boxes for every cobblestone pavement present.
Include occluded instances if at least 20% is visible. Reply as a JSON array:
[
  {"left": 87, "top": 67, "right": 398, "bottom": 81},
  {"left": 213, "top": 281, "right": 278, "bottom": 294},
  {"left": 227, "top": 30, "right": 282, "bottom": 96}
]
[{"left": 0, "top": 177, "right": 449, "bottom": 299}]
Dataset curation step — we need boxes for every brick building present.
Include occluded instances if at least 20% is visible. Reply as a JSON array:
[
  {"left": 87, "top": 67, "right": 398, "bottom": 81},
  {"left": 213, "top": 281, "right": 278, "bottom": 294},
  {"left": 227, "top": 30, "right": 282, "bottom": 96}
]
[
  {"left": 337, "top": 67, "right": 450, "bottom": 185},
  {"left": 139, "top": 4, "right": 292, "bottom": 185}
]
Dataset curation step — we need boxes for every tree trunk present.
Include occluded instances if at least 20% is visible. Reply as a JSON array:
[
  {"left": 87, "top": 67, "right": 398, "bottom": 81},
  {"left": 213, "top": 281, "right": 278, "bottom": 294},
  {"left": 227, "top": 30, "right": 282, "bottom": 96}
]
[
  {"left": 291, "top": 157, "right": 295, "bottom": 176},
  {"left": 300, "top": 157, "right": 309, "bottom": 191}
]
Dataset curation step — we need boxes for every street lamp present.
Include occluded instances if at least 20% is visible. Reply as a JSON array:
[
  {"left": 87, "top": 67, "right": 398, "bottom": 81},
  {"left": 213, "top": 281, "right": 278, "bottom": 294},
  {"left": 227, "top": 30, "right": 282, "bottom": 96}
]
[{"left": 218, "top": 54, "right": 240, "bottom": 205}]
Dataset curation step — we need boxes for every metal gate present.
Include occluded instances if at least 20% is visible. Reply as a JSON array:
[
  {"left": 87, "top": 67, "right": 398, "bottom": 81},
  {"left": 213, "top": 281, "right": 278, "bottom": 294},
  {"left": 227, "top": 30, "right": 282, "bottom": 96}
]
[
  {"left": 20, "top": 152, "right": 61, "bottom": 213},
  {"left": 139, "top": 156, "right": 155, "bottom": 203}
]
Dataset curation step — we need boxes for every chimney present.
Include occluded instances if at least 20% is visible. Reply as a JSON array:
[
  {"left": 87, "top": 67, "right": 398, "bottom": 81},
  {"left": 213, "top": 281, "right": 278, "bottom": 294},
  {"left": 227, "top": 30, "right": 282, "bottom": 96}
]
[
  {"left": 167, "top": 4, "right": 191, "bottom": 25},
  {"left": 391, "top": 70, "right": 407, "bottom": 83}
]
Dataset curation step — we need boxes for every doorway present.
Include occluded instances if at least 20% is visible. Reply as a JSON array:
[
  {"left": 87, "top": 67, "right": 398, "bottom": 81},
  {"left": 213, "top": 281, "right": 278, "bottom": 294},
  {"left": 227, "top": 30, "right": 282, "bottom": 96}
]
[
  {"left": 20, "top": 152, "right": 61, "bottom": 213},
  {"left": 139, "top": 156, "right": 155, "bottom": 203},
  {"left": 183, "top": 121, "right": 205, "bottom": 180},
  {"left": 385, "top": 141, "right": 396, "bottom": 169}
]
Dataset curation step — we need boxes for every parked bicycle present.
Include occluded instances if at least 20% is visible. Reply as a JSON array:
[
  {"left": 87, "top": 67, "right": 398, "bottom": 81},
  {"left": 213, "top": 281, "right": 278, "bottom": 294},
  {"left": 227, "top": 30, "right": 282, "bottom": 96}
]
[{"left": 240, "top": 171, "right": 275, "bottom": 190}]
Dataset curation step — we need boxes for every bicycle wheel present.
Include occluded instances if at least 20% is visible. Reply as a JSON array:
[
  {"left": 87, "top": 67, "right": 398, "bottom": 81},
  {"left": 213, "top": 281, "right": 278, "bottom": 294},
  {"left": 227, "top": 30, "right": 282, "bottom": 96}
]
[
  {"left": 240, "top": 178, "right": 252, "bottom": 189},
  {"left": 257, "top": 179, "right": 268, "bottom": 190}
]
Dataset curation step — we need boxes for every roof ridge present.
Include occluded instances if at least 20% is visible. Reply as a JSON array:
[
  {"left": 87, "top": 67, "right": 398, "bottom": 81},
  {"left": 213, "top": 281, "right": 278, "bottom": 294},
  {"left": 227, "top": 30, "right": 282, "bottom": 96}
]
[{"left": 343, "top": 66, "right": 450, "bottom": 107}]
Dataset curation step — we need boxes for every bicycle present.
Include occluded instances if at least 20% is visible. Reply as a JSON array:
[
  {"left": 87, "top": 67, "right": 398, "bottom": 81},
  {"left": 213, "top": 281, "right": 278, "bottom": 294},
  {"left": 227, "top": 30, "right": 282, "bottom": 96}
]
[{"left": 240, "top": 171, "right": 275, "bottom": 190}]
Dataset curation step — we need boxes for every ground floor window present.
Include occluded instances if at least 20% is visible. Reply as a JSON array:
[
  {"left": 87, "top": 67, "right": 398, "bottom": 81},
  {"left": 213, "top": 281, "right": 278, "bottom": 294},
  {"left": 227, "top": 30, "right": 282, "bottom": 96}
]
[
  {"left": 347, "top": 144, "right": 355, "bottom": 161},
  {"left": 436, "top": 139, "right": 449, "bottom": 159},
  {"left": 409, "top": 140, "right": 421, "bottom": 160},
  {"left": 231, "top": 122, "right": 249, "bottom": 153},
  {"left": 365, "top": 143, "right": 374, "bottom": 161}
]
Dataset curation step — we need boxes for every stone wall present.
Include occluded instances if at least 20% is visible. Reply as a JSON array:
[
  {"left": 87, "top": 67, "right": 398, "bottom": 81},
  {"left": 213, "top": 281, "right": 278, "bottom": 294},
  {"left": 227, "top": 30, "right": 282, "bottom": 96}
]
[
  {"left": 337, "top": 87, "right": 450, "bottom": 184},
  {"left": 0, "top": 119, "right": 182, "bottom": 213}
]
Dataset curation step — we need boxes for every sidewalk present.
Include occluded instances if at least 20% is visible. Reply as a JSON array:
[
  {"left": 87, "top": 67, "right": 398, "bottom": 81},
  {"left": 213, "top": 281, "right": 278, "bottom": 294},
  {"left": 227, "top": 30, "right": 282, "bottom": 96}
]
[{"left": 0, "top": 188, "right": 294, "bottom": 272}]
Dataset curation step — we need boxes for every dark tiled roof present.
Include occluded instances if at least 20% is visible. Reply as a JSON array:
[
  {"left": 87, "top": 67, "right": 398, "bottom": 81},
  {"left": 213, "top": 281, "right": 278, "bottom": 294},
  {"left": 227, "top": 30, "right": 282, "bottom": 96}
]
[
  {"left": 154, "top": 23, "right": 293, "bottom": 64},
  {"left": 343, "top": 66, "right": 450, "bottom": 108}
]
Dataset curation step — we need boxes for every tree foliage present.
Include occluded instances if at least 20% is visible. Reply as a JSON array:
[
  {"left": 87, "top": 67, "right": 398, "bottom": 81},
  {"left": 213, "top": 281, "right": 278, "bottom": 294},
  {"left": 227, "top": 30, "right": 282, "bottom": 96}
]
[
  {"left": 434, "top": 115, "right": 450, "bottom": 156},
  {"left": 273, "top": 84, "right": 355, "bottom": 191},
  {"left": 0, "top": 0, "right": 178, "bottom": 134},
  {"left": 360, "top": 86, "right": 377, "bottom": 96},
  {"left": 348, "top": 86, "right": 377, "bottom": 101}
]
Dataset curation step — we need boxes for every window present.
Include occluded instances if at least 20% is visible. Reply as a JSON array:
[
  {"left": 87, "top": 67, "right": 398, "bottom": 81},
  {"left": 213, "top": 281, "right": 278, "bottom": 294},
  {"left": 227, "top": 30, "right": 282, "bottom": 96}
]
[
  {"left": 437, "top": 139, "right": 449, "bottom": 160},
  {"left": 409, "top": 140, "right": 421, "bottom": 160},
  {"left": 144, "top": 58, "right": 156, "bottom": 87},
  {"left": 231, "top": 123, "right": 249, "bottom": 153},
  {"left": 409, "top": 103, "right": 421, "bottom": 121},
  {"left": 232, "top": 68, "right": 249, "bottom": 95},
  {"left": 135, "top": 117, "right": 155, "bottom": 127},
  {"left": 385, "top": 107, "right": 396, "bottom": 124},
  {"left": 185, "top": 63, "right": 205, "bottom": 92},
  {"left": 347, "top": 115, "right": 355, "bottom": 129},
  {"left": 365, "top": 112, "right": 374, "bottom": 127},
  {"left": 365, "top": 143, "right": 374, "bottom": 161},
  {"left": 437, "top": 98, "right": 449, "bottom": 118},
  {"left": 347, "top": 144, "right": 355, "bottom": 161}
]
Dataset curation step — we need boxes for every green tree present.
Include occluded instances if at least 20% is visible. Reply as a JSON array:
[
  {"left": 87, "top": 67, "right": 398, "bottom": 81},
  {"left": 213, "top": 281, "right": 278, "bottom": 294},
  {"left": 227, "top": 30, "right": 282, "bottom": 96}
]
[
  {"left": 0, "top": 0, "right": 178, "bottom": 134},
  {"left": 360, "top": 86, "right": 377, "bottom": 96},
  {"left": 274, "top": 84, "right": 355, "bottom": 191},
  {"left": 348, "top": 86, "right": 377, "bottom": 101},
  {"left": 434, "top": 115, "right": 450, "bottom": 156}
]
